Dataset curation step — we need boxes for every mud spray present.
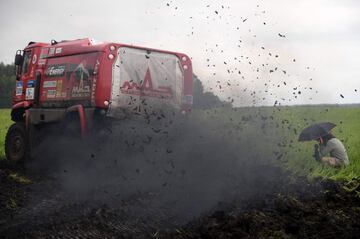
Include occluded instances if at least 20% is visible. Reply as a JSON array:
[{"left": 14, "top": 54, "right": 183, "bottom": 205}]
[{"left": 25, "top": 108, "right": 287, "bottom": 226}]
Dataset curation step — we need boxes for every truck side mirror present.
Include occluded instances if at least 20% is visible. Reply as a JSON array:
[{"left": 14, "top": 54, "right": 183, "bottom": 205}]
[{"left": 14, "top": 50, "right": 23, "bottom": 66}]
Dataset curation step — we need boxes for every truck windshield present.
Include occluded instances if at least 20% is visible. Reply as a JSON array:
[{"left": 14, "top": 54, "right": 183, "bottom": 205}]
[{"left": 21, "top": 51, "right": 31, "bottom": 74}]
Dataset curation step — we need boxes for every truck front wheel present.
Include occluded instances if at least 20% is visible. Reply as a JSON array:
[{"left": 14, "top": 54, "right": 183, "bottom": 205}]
[{"left": 5, "top": 122, "right": 28, "bottom": 163}]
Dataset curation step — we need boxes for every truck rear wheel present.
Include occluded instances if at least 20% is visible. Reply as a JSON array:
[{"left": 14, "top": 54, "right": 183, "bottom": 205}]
[{"left": 5, "top": 122, "right": 28, "bottom": 163}]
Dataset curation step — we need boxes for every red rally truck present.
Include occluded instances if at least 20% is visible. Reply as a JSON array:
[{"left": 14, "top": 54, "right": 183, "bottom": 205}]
[{"left": 5, "top": 38, "right": 193, "bottom": 162}]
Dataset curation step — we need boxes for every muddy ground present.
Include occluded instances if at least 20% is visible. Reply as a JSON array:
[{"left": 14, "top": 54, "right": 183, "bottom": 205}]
[
  {"left": 1, "top": 116, "right": 360, "bottom": 238},
  {"left": 1, "top": 160, "right": 360, "bottom": 239}
]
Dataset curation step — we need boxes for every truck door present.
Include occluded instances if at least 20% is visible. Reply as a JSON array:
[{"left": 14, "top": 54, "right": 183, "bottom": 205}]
[
  {"left": 18, "top": 49, "right": 39, "bottom": 102},
  {"left": 14, "top": 50, "right": 31, "bottom": 102}
]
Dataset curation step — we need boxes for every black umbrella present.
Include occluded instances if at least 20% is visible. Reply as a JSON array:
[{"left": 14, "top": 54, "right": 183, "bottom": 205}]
[{"left": 298, "top": 122, "right": 336, "bottom": 142}]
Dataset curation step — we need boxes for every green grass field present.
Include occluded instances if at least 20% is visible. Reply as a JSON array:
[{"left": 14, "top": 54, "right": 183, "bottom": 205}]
[
  {"left": 191, "top": 105, "right": 360, "bottom": 182},
  {"left": 0, "top": 109, "right": 11, "bottom": 160},
  {"left": 273, "top": 106, "right": 360, "bottom": 181},
  {"left": 1, "top": 106, "right": 359, "bottom": 182}
]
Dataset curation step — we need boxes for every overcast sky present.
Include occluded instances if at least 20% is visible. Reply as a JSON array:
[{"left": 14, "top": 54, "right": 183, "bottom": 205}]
[{"left": 0, "top": 0, "right": 359, "bottom": 106}]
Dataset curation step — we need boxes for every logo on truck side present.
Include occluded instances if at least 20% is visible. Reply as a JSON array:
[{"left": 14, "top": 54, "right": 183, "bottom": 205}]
[
  {"left": 70, "top": 61, "right": 91, "bottom": 98},
  {"left": 120, "top": 68, "right": 172, "bottom": 98},
  {"left": 45, "top": 64, "right": 66, "bottom": 77}
]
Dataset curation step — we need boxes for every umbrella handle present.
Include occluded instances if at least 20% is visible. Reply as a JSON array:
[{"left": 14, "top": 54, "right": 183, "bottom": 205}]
[{"left": 319, "top": 136, "right": 324, "bottom": 144}]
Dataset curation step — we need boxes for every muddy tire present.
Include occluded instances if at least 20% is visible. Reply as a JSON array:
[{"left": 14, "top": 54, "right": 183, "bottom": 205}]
[{"left": 5, "top": 122, "right": 29, "bottom": 163}]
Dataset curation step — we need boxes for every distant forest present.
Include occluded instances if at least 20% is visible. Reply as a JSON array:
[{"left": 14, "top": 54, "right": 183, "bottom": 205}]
[
  {"left": 0, "top": 62, "right": 228, "bottom": 109},
  {"left": 0, "top": 63, "right": 15, "bottom": 108},
  {"left": 192, "top": 74, "right": 231, "bottom": 109}
]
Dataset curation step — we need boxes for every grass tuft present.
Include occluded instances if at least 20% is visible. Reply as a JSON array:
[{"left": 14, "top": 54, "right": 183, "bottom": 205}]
[
  {"left": 8, "top": 172, "right": 32, "bottom": 184},
  {"left": 0, "top": 109, "right": 12, "bottom": 160}
]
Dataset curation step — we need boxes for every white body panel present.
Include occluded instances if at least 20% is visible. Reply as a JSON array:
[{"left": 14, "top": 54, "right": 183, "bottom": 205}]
[{"left": 108, "top": 47, "right": 184, "bottom": 117}]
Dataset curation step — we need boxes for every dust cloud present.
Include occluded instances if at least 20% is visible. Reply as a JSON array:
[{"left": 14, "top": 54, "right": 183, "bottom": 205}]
[{"left": 27, "top": 109, "right": 288, "bottom": 223}]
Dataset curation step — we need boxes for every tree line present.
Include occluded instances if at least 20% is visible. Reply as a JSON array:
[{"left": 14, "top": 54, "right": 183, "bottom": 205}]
[
  {"left": 0, "top": 63, "right": 15, "bottom": 108},
  {"left": 0, "top": 62, "right": 229, "bottom": 109},
  {"left": 192, "top": 74, "right": 231, "bottom": 109}
]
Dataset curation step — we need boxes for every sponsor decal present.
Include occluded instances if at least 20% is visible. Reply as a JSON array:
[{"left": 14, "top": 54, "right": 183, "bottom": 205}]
[
  {"left": 43, "top": 80, "right": 57, "bottom": 88},
  {"left": 16, "top": 89, "right": 23, "bottom": 96},
  {"left": 47, "top": 90, "right": 56, "bottom": 98},
  {"left": 120, "top": 68, "right": 172, "bottom": 98},
  {"left": 45, "top": 64, "right": 66, "bottom": 77},
  {"left": 27, "top": 80, "right": 35, "bottom": 88},
  {"left": 91, "top": 60, "right": 99, "bottom": 103},
  {"left": 70, "top": 61, "right": 91, "bottom": 98},
  {"left": 72, "top": 83, "right": 91, "bottom": 98},
  {"left": 55, "top": 48, "right": 62, "bottom": 54},
  {"left": 49, "top": 47, "right": 55, "bottom": 55},
  {"left": 56, "top": 80, "right": 63, "bottom": 97},
  {"left": 91, "top": 76, "right": 97, "bottom": 104},
  {"left": 93, "top": 59, "right": 100, "bottom": 75},
  {"left": 15, "top": 81, "right": 23, "bottom": 96},
  {"left": 40, "top": 48, "right": 49, "bottom": 59},
  {"left": 25, "top": 87, "right": 35, "bottom": 100},
  {"left": 32, "top": 54, "right": 37, "bottom": 64},
  {"left": 38, "top": 59, "right": 46, "bottom": 65}
]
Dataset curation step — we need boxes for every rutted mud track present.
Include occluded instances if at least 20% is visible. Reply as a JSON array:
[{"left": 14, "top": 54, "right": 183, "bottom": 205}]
[
  {"left": 1, "top": 114, "right": 360, "bottom": 238},
  {"left": 1, "top": 165, "right": 360, "bottom": 239},
  {"left": 168, "top": 180, "right": 360, "bottom": 239}
]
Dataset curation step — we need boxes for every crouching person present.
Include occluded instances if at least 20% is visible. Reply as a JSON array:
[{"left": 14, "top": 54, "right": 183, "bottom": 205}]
[{"left": 313, "top": 133, "right": 349, "bottom": 167}]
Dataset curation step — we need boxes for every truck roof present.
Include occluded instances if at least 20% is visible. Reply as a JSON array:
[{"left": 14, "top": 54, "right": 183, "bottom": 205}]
[
  {"left": 24, "top": 38, "right": 108, "bottom": 57},
  {"left": 24, "top": 38, "right": 189, "bottom": 60}
]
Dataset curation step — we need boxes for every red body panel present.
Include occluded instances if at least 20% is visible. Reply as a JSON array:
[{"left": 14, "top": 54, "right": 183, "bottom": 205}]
[{"left": 39, "top": 52, "right": 99, "bottom": 104}]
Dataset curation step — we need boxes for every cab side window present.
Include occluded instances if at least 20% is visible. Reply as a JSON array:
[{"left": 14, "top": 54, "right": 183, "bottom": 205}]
[{"left": 21, "top": 51, "right": 32, "bottom": 75}]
